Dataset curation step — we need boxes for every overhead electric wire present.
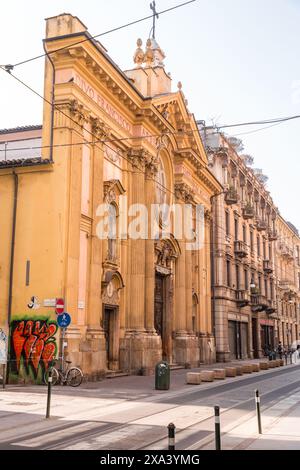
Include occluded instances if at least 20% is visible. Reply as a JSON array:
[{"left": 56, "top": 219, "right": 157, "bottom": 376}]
[
  {"left": 1, "top": 67, "right": 298, "bottom": 286},
  {"left": 0, "top": 64, "right": 192, "bottom": 202},
  {"left": 2, "top": 112, "right": 300, "bottom": 154},
  {"left": 1, "top": 63, "right": 300, "bottom": 251},
  {"left": 231, "top": 121, "right": 286, "bottom": 138},
  {"left": 202, "top": 113, "right": 300, "bottom": 131},
  {"left": 7, "top": 0, "right": 196, "bottom": 69}
]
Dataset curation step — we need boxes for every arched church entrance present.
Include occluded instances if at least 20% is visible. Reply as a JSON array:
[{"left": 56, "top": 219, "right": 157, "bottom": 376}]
[{"left": 101, "top": 271, "right": 124, "bottom": 371}]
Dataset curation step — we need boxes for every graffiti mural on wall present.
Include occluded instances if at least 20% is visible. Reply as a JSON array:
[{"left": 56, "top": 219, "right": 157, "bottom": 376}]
[{"left": 10, "top": 318, "right": 58, "bottom": 381}]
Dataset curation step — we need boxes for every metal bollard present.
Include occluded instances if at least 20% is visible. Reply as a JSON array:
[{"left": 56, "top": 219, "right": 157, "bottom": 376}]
[
  {"left": 46, "top": 367, "right": 53, "bottom": 419},
  {"left": 168, "top": 423, "right": 176, "bottom": 450},
  {"left": 285, "top": 353, "right": 287, "bottom": 366},
  {"left": 255, "top": 390, "right": 262, "bottom": 434},
  {"left": 214, "top": 406, "right": 221, "bottom": 450}
]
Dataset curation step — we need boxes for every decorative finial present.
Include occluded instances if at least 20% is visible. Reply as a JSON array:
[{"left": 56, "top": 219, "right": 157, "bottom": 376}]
[
  {"left": 177, "top": 81, "right": 182, "bottom": 90},
  {"left": 133, "top": 38, "right": 145, "bottom": 68},
  {"left": 144, "top": 38, "right": 154, "bottom": 67}
]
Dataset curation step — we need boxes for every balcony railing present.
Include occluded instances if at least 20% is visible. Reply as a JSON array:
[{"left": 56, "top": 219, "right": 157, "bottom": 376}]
[
  {"left": 268, "top": 229, "right": 278, "bottom": 241},
  {"left": 266, "top": 299, "right": 277, "bottom": 315},
  {"left": 263, "top": 259, "right": 273, "bottom": 274},
  {"left": 225, "top": 187, "right": 239, "bottom": 205},
  {"left": 236, "top": 290, "right": 250, "bottom": 307},
  {"left": 243, "top": 205, "right": 255, "bottom": 220},
  {"left": 278, "top": 280, "right": 297, "bottom": 294},
  {"left": 234, "top": 240, "right": 248, "bottom": 258},
  {"left": 280, "top": 245, "right": 294, "bottom": 259},
  {"left": 251, "top": 294, "right": 268, "bottom": 312},
  {"left": 256, "top": 218, "right": 268, "bottom": 232}
]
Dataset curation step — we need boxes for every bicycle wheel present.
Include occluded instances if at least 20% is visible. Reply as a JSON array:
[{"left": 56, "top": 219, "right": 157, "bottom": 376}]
[
  {"left": 44, "top": 367, "right": 59, "bottom": 386},
  {"left": 66, "top": 367, "right": 83, "bottom": 387}
]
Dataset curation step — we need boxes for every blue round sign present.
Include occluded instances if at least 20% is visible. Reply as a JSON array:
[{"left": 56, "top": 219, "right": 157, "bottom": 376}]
[{"left": 57, "top": 312, "right": 71, "bottom": 328}]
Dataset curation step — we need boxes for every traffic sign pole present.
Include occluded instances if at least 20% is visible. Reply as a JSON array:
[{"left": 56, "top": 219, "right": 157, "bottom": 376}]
[{"left": 61, "top": 327, "right": 66, "bottom": 373}]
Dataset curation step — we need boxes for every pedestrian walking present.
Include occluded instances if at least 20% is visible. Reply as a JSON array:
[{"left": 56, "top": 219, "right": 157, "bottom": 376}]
[{"left": 277, "top": 341, "right": 283, "bottom": 360}]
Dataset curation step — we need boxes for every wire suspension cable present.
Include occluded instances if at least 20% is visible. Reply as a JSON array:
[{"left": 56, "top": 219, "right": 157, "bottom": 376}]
[{"left": 9, "top": 0, "right": 196, "bottom": 68}]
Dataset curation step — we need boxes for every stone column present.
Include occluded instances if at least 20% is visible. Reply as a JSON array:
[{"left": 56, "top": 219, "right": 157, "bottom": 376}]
[
  {"left": 85, "top": 128, "right": 106, "bottom": 378},
  {"left": 175, "top": 243, "right": 186, "bottom": 333},
  {"left": 144, "top": 162, "right": 156, "bottom": 333},
  {"left": 63, "top": 108, "right": 86, "bottom": 367},
  {"left": 173, "top": 183, "right": 193, "bottom": 365},
  {"left": 185, "top": 246, "right": 193, "bottom": 332},
  {"left": 128, "top": 149, "right": 146, "bottom": 332},
  {"left": 122, "top": 149, "right": 162, "bottom": 373}
]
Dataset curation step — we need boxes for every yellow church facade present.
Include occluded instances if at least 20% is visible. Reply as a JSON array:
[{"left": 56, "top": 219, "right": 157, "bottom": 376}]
[{"left": 0, "top": 14, "right": 221, "bottom": 382}]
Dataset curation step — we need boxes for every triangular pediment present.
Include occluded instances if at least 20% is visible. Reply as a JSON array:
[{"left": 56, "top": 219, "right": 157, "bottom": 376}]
[{"left": 153, "top": 91, "right": 208, "bottom": 167}]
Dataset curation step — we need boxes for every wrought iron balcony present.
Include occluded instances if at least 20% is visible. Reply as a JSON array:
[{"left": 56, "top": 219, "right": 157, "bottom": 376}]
[
  {"left": 256, "top": 218, "right": 268, "bottom": 232},
  {"left": 236, "top": 290, "right": 250, "bottom": 307},
  {"left": 263, "top": 259, "right": 273, "bottom": 274},
  {"left": 243, "top": 204, "right": 255, "bottom": 220},
  {"left": 251, "top": 294, "right": 268, "bottom": 312},
  {"left": 268, "top": 229, "right": 278, "bottom": 241},
  {"left": 225, "top": 187, "right": 239, "bottom": 205},
  {"left": 234, "top": 240, "right": 248, "bottom": 258},
  {"left": 266, "top": 299, "right": 277, "bottom": 315}
]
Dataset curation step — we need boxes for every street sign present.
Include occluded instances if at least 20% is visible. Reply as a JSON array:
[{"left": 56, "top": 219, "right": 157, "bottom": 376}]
[
  {"left": 55, "top": 298, "right": 65, "bottom": 315},
  {"left": 43, "top": 299, "right": 56, "bottom": 307},
  {"left": 57, "top": 312, "right": 71, "bottom": 328}
]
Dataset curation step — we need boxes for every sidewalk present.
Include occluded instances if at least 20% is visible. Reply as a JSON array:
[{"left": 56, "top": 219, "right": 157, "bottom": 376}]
[
  {"left": 1, "top": 357, "right": 289, "bottom": 397},
  {"left": 200, "top": 389, "right": 300, "bottom": 450}
]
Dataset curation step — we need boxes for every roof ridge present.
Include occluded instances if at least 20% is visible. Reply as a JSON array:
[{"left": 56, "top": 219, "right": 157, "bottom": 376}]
[{"left": 0, "top": 125, "right": 42, "bottom": 135}]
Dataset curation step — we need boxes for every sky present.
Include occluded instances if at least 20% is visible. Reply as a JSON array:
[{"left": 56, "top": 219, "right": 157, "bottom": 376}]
[{"left": 0, "top": 0, "right": 299, "bottom": 229}]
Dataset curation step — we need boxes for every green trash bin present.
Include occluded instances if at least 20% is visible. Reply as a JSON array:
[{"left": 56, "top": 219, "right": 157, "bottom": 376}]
[{"left": 155, "top": 361, "right": 170, "bottom": 390}]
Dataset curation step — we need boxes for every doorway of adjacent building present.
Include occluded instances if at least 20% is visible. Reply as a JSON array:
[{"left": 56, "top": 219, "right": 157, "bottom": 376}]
[
  {"left": 228, "top": 320, "right": 248, "bottom": 360},
  {"left": 260, "top": 325, "right": 274, "bottom": 354},
  {"left": 103, "top": 306, "right": 119, "bottom": 371},
  {"left": 252, "top": 318, "right": 259, "bottom": 358}
]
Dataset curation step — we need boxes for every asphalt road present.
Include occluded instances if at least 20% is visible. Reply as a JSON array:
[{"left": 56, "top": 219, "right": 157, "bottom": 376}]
[{"left": 1, "top": 365, "right": 300, "bottom": 450}]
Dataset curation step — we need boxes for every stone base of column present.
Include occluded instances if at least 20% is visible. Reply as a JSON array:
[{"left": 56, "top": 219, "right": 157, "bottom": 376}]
[
  {"left": 199, "top": 334, "right": 216, "bottom": 365},
  {"left": 66, "top": 327, "right": 107, "bottom": 381},
  {"left": 120, "top": 330, "right": 162, "bottom": 375},
  {"left": 216, "top": 351, "right": 231, "bottom": 363},
  {"left": 173, "top": 332, "right": 199, "bottom": 367}
]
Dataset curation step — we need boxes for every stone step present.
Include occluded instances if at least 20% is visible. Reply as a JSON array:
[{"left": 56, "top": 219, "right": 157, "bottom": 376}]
[{"left": 170, "top": 365, "right": 185, "bottom": 370}]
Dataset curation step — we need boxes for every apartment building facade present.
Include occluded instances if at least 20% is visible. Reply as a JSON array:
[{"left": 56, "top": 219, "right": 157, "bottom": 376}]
[
  {"left": 202, "top": 128, "right": 282, "bottom": 361},
  {"left": 275, "top": 218, "right": 300, "bottom": 349}
]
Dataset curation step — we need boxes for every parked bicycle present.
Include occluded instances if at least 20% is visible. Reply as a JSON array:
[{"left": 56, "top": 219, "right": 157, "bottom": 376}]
[{"left": 44, "top": 360, "right": 83, "bottom": 387}]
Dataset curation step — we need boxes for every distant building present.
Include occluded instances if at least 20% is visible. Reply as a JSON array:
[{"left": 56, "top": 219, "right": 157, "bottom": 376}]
[
  {"left": 201, "top": 126, "right": 290, "bottom": 361},
  {"left": 275, "top": 217, "right": 300, "bottom": 348},
  {"left": 0, "top": 125, "right": 42, "bottom": 164}
]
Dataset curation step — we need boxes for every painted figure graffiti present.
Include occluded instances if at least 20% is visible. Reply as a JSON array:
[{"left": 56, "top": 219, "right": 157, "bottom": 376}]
[{"left": 10, "top": 319, "right": 58, "bottom": 378}]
